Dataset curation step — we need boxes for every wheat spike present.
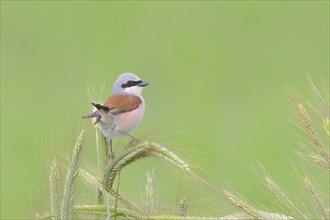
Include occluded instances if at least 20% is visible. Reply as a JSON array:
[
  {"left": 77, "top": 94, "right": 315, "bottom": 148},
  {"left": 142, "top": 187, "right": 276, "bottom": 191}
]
[
  {"left": 309, "top": 154, "right": 329, "bottom": 170},
  {"left": 145, "top": 171, "right": 155, "bottom": 216},
  {"left": 222, "top": 189, "right": 263, "bottom": 219},
  {"left": 303, "top": 176, "right": 328, "bottom": 220},
  {"left": 103, "top": 141, "right": 191, "bottom": 192},
  {"left": 297, "top": 103, "right": 330, "bottom": 164},
  {"left": 265, "top": 177, "right": 307, "bottom": 219},
  {"left": 49, "top": 159, "right": 61, "bottom": 220},
  {"left": 60, "top": 130, "right": 85, "bottom": 220},
  {"left": 178, "top": 197, "right": 188, "bottom": 217},
  {"left": 103, "top": 143, "right": 150, "bottom": 192},
  {"left": 148, "top": 142, "right": 191, "bottom": 172}
]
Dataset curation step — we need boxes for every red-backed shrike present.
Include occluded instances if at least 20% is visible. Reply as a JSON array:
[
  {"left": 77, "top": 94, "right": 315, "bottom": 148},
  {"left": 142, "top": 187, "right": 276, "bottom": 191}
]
[{"left": 82, "top": 73, "right": 149, "bottom": 158}]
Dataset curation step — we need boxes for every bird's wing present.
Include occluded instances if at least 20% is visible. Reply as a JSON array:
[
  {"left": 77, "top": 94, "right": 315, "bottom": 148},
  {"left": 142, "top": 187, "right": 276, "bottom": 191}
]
[
  {"left": 89, "top": 94, "right": 141, "bottom": 128},
  {"left": 103, "top": 94, "right": 142, "bottom": 115}
]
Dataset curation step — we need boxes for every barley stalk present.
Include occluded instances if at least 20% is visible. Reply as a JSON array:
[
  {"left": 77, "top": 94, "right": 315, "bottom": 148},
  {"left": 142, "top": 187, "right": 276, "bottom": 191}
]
[
  {"left": 79, "top": 168, "right": 141, "bottom": 213},
  {"left": 38, "top": 205, "right": 142, "bottom": 220},
  {"left": 258, "top": 211, "right": 294, "bottom": 220},
  {"left": 94, "top": 188, "right": 103, "bottom": 220},
  {"left": 150, "top": 216, "right": 223, "bottom": 220},
  {"left": 323, "top": 117, "right": 330, "bottom": 136},
  {"left": 147, "top": 216, "right": 217, "bottom": 220},
  {"left": 219, "top": 211, "right": 293, "bottom": 220},
  {"left": 75, "top": 205, "right": 141, "bottom": 218},
  {"left": 94, "top": 127, "right": 103, "bottom": 220},
  {"left": 148, "top": 214, "right": 291, "bottom": 220}
]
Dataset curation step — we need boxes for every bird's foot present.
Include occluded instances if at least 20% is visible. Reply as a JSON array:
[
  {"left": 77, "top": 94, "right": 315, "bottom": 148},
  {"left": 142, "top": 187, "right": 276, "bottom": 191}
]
[
  {"left": 128, "top": 138, "right": 144, "bottom": 147},
  {"left": 108, "top": 153, "right": 114, "bottom": 160}
]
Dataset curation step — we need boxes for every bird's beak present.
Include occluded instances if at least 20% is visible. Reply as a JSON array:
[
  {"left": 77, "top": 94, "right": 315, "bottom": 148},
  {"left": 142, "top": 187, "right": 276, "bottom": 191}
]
[{"left": 138, "top": 80, "right": 149, "bottom": 87}]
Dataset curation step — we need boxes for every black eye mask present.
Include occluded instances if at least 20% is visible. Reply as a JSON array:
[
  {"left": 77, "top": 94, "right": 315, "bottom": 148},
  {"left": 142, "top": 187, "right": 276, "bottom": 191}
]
[{"left": 121, "top": 80, "right": 142, "bottom": 88}]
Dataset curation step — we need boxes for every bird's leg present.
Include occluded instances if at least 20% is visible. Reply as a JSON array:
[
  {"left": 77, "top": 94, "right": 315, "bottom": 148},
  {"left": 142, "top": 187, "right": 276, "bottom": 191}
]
[
  {"left": 108, "top": 138, "right": 114, "bottom": 159},
  {"left": 124, "top": 132, "right": 136, "bottom": 140},
  {"left": 122, "top": 132, "right": 142, "bottom": 147}
]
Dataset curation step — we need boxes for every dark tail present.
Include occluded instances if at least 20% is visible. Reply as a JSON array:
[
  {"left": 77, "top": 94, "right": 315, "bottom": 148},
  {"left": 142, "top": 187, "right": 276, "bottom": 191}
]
[
  {"left": 82, "top": 111, "right": 101, "bottom": 125},
  {"left": 82, "top": 102, "right": 110, "bottom": 120},
  {"left": 81, "top": 111, "right": 99, "bottom": 119}
]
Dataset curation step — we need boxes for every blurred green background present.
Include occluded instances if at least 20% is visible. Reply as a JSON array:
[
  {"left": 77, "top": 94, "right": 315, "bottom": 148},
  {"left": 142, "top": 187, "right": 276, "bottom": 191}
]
[{"left": 1, "top": 1, "right": 329, "bottom": 219}]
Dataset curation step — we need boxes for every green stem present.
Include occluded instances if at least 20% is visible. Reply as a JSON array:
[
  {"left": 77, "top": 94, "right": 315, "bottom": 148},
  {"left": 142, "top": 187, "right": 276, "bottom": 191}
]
[
  {"left": 95, "top": 129, "right": 103, "bottom": 220},
  {"left": 114, "top": 171, "right": 121, "bottom": 220},
  {"left": 106, "top": 192, "right": 111, "bottom": 219}
]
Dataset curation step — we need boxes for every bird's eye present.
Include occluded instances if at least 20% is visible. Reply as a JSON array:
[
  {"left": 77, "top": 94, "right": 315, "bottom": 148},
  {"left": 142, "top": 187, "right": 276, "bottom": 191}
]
[{"left": 122, "top": 80, "right": 141, "bottom": 88}]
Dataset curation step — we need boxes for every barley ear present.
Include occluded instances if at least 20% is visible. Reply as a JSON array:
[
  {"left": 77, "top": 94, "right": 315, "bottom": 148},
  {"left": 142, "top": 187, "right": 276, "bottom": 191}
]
[
  {"left": 49, "top": 158, "right": 61, "bottom": 220},
  {"left": 222, "top": 189, "right": 263, "bottom": 220},
  {"left": 60, "top": 130, "right": 85, "bottom": 220},
  {"left": 103, "top": 143, "right": 150, "bottom": 192},
  {"left": 303, "top": 176, "right": 327, "bottom": 220},
  {"left": 297, "top": 102, "right": 330, "bottom": 167},
  {"left": 264, "top": 176, "right": 307, "bottom": 219},
  {"left": 145, "top": 171, "right": 155, "bottom": 216},
  {"left": 178, "top": 197, "right": 188, "bottom": 217},
  {"left": 148, "top": 143, "right": 191, "bottom": 172}
]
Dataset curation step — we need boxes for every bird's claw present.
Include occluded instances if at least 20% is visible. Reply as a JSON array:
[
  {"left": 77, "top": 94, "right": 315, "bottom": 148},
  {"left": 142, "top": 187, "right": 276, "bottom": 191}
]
[{"left": 128, "top": 138, "right": 144, "bottom": 147}]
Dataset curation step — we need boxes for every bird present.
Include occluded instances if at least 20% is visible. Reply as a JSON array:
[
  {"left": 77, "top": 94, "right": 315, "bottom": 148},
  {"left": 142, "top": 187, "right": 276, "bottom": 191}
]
[{"left": 82, "top": 72, "right": 149, "bottom": 158}]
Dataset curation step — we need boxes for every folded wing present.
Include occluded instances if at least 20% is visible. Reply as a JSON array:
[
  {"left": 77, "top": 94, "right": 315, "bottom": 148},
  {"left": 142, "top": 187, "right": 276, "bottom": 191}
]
[
  {"left": 103, "top": 94, "right": 142, "bottom": 115},
  {"left": 82, "top": 94, "right": 142, "bottom": 128}
]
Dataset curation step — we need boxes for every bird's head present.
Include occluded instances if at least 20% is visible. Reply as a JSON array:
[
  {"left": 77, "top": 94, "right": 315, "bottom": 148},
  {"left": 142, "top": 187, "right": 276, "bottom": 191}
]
[{"left": 112, "top": 72, "right": 149, "bottom": 96}]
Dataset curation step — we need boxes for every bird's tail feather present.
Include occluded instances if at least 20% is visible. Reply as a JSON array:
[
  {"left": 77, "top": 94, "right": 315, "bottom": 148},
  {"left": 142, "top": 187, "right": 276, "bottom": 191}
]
[
  {"left": 81, "top": 111, "right": 99, "bottom": 119},
  {"left": 82, "top": 103, "right": 114, "bottom": 128}
]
